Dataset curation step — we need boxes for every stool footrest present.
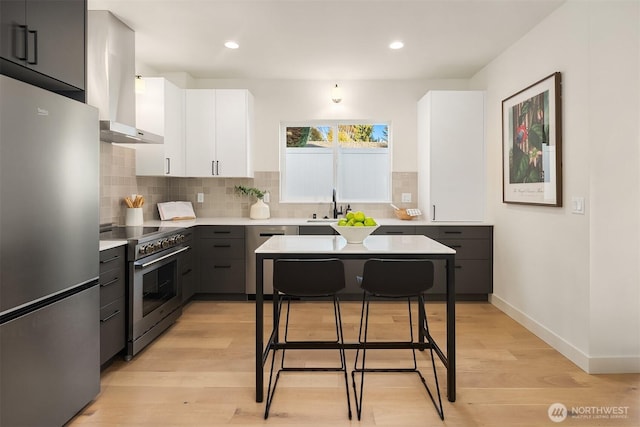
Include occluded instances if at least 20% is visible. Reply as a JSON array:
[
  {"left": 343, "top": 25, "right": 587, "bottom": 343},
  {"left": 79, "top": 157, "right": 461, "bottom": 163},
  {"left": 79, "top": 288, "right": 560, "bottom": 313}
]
[
  {"left": 353, "top": 367, "right": 423, "bottom": 373},
  {"left": 280, "top": 367, "right": 347, "bottom": 372}
]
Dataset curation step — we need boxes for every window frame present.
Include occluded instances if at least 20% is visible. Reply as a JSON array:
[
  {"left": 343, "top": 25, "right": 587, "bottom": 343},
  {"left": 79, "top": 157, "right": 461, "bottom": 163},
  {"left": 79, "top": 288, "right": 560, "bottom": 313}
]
[{"left": 280, "top": 120, "right": 392, "bottom": 204}]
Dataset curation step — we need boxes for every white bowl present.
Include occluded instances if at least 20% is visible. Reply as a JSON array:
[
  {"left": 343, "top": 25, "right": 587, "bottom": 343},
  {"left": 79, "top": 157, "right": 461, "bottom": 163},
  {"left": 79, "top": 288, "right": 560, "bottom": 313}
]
[{"left": 330, "top": 223, "right": 379, "bottom": 244}]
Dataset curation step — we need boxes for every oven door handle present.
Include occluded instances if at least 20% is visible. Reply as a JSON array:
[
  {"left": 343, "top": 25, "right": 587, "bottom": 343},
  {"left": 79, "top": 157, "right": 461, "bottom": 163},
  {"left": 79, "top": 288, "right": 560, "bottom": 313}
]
[{"left": 134, "top": 246, "right": 190, "bottom": 269}]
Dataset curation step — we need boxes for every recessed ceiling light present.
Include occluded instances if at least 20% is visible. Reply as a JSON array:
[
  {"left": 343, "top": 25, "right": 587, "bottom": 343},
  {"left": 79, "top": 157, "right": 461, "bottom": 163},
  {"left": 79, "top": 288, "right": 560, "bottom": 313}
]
[
  {"left": 389, "top": 41, "right": 404, "bottom": 50},
  {"left": 224, "top": 41, "right": 240, "bottom": 49}
]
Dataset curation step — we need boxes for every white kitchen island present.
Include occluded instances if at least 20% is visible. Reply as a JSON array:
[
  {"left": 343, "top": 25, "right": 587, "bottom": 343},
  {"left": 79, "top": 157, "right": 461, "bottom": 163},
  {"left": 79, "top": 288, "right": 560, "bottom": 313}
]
[{"left": 254, "top": 234, "right": 458, "bottom": 403}]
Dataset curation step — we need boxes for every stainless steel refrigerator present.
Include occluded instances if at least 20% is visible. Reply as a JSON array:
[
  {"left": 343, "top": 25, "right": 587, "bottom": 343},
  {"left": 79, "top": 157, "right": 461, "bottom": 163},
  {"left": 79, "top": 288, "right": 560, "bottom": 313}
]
[{"left": 0, "top": 75, "right": 100, "bottom": 426}]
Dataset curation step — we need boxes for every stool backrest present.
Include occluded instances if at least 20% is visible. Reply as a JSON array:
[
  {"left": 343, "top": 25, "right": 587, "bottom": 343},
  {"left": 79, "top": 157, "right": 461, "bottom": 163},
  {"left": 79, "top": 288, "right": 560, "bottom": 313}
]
[
  {"left": 273, "top": 258, "right": 346, "bottom": 297},
  {"left": 360, "top": 259, "right": 435, "bottom": 297}
]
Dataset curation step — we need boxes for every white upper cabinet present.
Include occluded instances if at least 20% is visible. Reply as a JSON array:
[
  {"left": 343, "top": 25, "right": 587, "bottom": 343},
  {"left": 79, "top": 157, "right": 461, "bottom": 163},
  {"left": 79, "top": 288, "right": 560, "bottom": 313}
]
[
  {"left": 185, "top": 89, "right": 254, "bottom": 178},
  {"left": 417, "top": 91, "right": 485, "bottom": 222},
  {"left": 185, "top": 89, "right": 216, "bottom": 177},
  {"left": 134, "top": 77, "right": 185, "bottom": 176}
]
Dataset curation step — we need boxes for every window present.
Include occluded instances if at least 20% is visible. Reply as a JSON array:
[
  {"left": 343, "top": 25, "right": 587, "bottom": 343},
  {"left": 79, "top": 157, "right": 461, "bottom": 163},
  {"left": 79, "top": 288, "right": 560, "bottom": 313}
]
[{"left": 281, "top": 122, "right": 390, "bottom": 203}]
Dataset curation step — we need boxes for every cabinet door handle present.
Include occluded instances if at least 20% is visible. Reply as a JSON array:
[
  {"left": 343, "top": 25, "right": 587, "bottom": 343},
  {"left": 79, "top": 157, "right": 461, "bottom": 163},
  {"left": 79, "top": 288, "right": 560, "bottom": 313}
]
[
  {"left": 450, "top": 244, "right": 462, "bottom": 248},
  {"left": 213, "top": 244, "right": 231, "bottom": 248},
  {"left": 214, "top": 265, "right": 231, "bottom": 269},
  {"left": 432, "top": 205, "right": 436, "bottom": 220},
  {"left": 27, "top": 29, "right": 37, "bottom": 64},
  {"left": 100, "top": 310, "right": 121, "bottom": 323},
  {"left": 216, "top": 160, "right": 220, "bottom": 176},
  {"left": 213, "top": 231, "right": 231, "bottom": 234},
  {"left": 211, "top": 160, "right": 215, "bottom": 176},
  {"left": 444, "top": 231, "right": 462, "bottom": 235},
  {"left": 100, "top": 277, "right": 120, "bottom": 287},
  {"left": 384, "top": 231, "right": 404, "bottom": 235},
  {"left": 100, "top": 255, "right": 121, "bottom": 264},
  {"left": 14, "top": 25, "right": 28, "bottom": 60},
  {"left": 182, "top": 268, "right": 193, "bottom": 276},
  {"left": 165, "top": 157, "right": 171, "bottom": 174}
]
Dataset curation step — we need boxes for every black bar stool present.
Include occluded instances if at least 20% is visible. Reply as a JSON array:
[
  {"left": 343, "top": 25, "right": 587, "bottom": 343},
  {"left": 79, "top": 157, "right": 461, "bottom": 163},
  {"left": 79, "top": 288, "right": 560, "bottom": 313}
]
[
  {"left": 352, "top": 258, "right": 444, "bottom": 420},
  {"left": 264, "top": 258, "right": 351, "bottom": 419}
]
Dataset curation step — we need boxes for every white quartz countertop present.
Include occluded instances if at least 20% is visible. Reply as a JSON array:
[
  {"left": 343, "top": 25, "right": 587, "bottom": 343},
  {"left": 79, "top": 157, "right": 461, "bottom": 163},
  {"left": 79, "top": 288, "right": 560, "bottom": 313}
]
[
  {"left": 99, "top": 240, "right": 127, "bottom": 251},
  {"left": 141, "top": 217, "right": 491, "bottom": 228},
  {"left": 255, "top": 234, "right": 456, "bottom": 255},
  {"left": 99, "top": 217, "right": 491, "bottom": 251}
]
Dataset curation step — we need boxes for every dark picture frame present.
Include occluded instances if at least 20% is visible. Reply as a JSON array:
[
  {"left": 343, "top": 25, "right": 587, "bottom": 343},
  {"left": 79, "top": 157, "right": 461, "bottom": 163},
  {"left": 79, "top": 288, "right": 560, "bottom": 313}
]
[{"left": 502, "top": 72, "right": 562, "bottom": 206}]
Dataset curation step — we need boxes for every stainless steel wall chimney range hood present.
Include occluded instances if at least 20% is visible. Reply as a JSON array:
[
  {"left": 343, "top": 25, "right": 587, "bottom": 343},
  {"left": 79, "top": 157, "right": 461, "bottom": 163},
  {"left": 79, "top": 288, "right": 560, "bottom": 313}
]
[{"left": 87, "top": 11, "right": 163, "bottom": 144}]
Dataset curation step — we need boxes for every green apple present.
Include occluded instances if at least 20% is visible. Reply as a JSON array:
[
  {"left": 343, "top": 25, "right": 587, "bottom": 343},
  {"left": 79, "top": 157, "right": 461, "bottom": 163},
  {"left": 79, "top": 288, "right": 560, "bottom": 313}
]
[{"left": 364, "top": 217, "right": 376, "bottom": 226}]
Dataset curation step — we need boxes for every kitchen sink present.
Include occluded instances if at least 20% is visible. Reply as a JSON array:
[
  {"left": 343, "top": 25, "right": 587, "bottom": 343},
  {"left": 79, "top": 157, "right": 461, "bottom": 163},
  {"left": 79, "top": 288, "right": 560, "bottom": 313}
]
[{"left": 306, "top": 218, "right": 338, "bottom": 222}]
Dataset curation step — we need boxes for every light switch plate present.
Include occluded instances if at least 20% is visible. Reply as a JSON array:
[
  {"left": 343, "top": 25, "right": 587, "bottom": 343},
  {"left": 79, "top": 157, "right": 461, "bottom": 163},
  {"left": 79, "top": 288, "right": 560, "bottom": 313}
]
[
  {"left": 571, "top": 196, "right": 585, "bottom": 214},
  {"left": 197, "top": 192, "right": 204, "bottom": 203},
  {"left": 401, "top": 193, "right": 412, "bottom": 203}
]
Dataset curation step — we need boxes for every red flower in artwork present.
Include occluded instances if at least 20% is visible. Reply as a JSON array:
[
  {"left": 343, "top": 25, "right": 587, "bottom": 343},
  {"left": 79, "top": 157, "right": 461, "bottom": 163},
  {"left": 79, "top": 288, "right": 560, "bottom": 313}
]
[{"left": 516, "top": 123, "right": 528, "bottom": 151}]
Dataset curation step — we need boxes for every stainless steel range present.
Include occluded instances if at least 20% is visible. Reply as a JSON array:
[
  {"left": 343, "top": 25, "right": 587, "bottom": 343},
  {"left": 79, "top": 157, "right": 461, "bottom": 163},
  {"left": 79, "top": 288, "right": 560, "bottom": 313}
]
[{"left": 100, "top": 225, "right": 190, "bottom": 359}]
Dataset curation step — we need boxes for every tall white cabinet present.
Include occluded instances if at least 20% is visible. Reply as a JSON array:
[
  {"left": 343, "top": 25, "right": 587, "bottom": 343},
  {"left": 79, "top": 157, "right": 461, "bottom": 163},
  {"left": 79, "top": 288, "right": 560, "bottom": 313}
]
[
  {"left": 417, "top": 91, "right": 485, "bottom": 222},
  {"left": 133, "top": 77, "right": 185, "bottom": 176},
  {"left": 185, "top": 89, "right": 254, "bottom": 178}
]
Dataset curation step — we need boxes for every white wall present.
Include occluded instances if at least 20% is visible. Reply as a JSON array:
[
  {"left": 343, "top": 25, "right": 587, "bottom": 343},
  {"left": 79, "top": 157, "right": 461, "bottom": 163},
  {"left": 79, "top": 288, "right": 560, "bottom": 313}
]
[{"left": 471, "top": 0, "right": 640, "bottom": 373}]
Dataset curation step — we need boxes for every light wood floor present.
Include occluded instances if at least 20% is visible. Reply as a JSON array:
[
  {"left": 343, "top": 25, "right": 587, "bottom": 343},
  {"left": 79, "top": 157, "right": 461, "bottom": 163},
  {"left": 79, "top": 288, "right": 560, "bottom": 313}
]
[{"left": 70, "top": 300, "right": 639, "bottom": 426}]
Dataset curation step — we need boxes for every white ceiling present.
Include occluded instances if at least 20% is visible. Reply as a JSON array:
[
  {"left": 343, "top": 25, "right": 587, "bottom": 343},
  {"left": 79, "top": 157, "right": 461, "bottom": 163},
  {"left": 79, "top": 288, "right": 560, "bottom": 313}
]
[{"left": 88, "top": 0, "right": 565, "bottom": 80}]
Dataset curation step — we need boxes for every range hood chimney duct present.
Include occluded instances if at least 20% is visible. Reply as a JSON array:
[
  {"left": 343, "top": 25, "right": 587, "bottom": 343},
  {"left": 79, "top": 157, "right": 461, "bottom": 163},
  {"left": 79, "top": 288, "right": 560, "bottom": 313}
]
[{"left": 87, "top": 10, "right": 162, "bottom": 144}]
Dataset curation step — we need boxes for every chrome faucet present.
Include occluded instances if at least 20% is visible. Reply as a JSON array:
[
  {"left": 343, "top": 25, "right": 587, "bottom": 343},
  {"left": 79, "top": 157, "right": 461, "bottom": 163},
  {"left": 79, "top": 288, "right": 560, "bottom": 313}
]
[{"left": 332, "top": 189, "right": 343, "bottom": 219}]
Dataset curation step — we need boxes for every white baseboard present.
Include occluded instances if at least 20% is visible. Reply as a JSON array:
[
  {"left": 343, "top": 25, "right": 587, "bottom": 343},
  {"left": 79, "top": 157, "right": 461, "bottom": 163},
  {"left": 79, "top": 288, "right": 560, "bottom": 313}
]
[{"left": 489, "top": 294, "right": 640, "bottom": 374}]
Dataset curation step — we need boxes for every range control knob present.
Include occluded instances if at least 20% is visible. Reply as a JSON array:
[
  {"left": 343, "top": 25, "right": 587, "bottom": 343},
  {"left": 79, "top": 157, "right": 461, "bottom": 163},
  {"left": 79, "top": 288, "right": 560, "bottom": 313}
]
[{"left": 138, "top": 245, "right": 147, "bottom": 255}]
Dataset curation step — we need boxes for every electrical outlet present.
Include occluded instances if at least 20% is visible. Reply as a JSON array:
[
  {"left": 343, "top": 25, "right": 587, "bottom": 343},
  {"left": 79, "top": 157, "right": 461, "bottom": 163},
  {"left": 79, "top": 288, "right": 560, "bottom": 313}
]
[
  {"left": 197, "top": 192, "right": 204, "bottom": 203},
  {"left": 401, "top": 193, "right": 412, "bottom": 203}
]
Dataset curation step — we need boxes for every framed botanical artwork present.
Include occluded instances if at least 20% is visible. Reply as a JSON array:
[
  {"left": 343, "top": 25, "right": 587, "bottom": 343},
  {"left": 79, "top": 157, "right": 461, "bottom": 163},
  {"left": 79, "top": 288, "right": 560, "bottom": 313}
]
[{"left": 502, "top": 72, "right": 562, "bottom": 206}]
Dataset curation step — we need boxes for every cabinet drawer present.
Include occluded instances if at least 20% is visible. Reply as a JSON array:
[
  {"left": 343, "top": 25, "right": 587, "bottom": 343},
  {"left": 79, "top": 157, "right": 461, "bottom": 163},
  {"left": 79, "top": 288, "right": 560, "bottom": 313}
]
[
  {"left": 430, "top": 259, "right": 492, "bottom": 294},
  {"left": 99, "top": 246, "right": 125, "bottom": 274},
  {"left": 198, "top": 226, "right": 245, "bottom": 239},
  {"left": 454, "top": 260, "right": 492, "bottom": 294},
  {"left": 298, "top": 225, "right": 336, "bottom": 235},
  {"left": 200, "top": 238, "right": 245, "bottom": 259},
  {"left": 373, "top": 226, "right": 416, "bottom": 235},
  {"left": 99, "top": 268, "right": 125, "bottom": 307},
  {"left": 200, "top": 259, "right": 246, "bottom": 293},
  {"left": 417, "top": 226, "right": 492, "bottom": 239},
  {"left": 100, "top": 297, "right": 125, "bottom": 364},
  {"left": 437, "top": 238, "right": 492, "bottom": 260}
]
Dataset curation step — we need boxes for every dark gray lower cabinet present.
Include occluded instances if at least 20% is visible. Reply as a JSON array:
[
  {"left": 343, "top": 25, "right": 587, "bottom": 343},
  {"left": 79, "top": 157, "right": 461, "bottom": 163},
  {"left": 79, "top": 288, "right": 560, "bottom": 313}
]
[
  {"left": 198, "top": 226, "right": 246, "bottom": 293},
  {"left": 416, "top": 225, "right": 493, "bottom": 299},
  {"left": 99, "top": 245, "right": 126, "bottom": 365},
  {"left": 300, "top": 224, "right": 493, "bottom": 299},
  {"left": 180, "top": 229, "right": 196, "bottom": 303}
]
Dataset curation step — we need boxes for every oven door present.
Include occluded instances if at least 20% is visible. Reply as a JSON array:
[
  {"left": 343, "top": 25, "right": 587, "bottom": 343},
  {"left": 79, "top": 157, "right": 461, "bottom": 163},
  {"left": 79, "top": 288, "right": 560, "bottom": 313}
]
[{"left": 130, "top": 246, "right": 189, "bottom": 346}]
